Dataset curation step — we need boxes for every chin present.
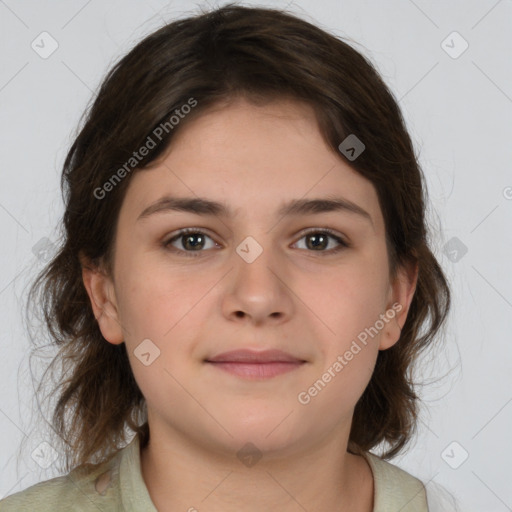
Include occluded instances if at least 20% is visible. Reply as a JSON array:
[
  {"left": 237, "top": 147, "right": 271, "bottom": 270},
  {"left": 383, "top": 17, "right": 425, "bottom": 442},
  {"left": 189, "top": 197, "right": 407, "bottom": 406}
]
[{"left": 215, "top": 414, "right": 305, "bottom": 456}]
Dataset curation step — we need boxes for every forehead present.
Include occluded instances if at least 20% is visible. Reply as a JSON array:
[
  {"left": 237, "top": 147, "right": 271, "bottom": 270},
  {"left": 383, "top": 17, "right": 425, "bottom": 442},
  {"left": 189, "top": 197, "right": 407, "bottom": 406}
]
[{"left": 120, "top": 98, "right": 384, "bottom": 231}]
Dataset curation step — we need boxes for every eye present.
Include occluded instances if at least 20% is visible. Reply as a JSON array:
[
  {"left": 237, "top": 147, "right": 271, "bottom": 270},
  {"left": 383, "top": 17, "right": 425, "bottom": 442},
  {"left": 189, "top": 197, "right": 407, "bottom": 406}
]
[
  {"left": 293, "top": 228, "right": 349, "bottom": 254},
  {"left": 163, "top": 227, "right": 349, "bottom": 258},
  {"left": 163, "top": 228, "right": 218, "bottom": 258}
]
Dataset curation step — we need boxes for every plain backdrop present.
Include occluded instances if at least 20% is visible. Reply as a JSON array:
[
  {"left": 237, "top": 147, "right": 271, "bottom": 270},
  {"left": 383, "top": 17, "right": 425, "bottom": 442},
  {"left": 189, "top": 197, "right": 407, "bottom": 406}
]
[{"left": 0, "top": 1, "right": 511, "bottom": 510}]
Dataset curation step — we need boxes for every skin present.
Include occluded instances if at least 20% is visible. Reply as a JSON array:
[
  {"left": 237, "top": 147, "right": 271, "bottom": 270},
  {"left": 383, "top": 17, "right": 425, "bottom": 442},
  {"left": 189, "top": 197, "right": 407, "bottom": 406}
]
[{"left": 82, "top": 97, "right": 418, "bottom": 512}]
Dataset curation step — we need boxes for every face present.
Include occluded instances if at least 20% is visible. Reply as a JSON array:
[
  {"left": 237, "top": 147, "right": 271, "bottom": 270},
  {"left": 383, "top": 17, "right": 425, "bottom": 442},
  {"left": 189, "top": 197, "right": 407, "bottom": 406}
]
[{"left": 84, "top": 98, "right": 416, "bottom": 458}]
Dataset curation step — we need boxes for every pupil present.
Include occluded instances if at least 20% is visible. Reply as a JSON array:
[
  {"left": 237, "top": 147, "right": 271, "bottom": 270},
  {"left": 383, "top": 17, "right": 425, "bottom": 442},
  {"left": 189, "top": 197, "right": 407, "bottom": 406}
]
[
  {"left": 308, "top": 233, "right": 327, "bottom": 250},
  {"left": 185, "top": 234, "right": 203, "bottom": 250}
]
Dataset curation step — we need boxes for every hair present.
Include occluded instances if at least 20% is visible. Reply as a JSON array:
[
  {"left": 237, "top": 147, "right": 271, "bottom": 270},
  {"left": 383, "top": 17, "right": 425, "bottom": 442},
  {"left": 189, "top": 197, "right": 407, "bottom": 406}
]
[{"left": 26, "top": 3, "right": 451, "bottom": 472}]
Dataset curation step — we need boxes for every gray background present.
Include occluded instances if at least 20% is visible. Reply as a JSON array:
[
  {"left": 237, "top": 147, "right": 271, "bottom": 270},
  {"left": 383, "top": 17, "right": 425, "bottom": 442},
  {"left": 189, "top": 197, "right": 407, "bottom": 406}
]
[{"left": 1, "top": 1, "right": 511, "bottom": 510}]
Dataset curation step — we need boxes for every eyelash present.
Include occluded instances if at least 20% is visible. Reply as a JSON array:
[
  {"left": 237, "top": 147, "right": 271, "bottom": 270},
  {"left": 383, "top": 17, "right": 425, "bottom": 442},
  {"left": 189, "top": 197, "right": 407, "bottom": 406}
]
[{"left": 162, "top": 227, "right": 349, "bottom": 258}]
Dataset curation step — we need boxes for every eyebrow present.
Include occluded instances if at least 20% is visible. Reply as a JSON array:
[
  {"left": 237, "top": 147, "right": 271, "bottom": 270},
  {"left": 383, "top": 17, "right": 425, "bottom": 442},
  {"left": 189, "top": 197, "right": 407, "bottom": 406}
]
[{"left": 137, "top": 195, "right": 373, "bottom": 226}]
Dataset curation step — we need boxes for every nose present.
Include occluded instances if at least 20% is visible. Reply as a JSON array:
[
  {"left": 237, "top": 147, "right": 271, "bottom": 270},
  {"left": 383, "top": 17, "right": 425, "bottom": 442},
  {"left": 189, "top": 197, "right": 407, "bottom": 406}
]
[{"left": 221, "top": 237, "right": 294, "bottom": 326}]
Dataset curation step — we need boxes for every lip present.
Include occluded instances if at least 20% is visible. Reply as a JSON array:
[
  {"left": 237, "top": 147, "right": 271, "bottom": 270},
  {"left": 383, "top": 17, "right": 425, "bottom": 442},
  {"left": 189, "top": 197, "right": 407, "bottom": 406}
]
[
  {"left": 206, "top": 349, "right": 305, "bottom": 363},
  {"left": 205, "top": 350, "right": 306, "bottom": 380}
]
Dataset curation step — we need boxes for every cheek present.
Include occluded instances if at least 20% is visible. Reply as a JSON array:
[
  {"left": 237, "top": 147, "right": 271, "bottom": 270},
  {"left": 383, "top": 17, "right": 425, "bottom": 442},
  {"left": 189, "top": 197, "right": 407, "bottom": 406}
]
[
  {"left": 310, "top": 260, "right": 389, "bottom": 337},
  {"left": 319, "top": 352, "right": 378, "bottom": 413},
  {"left": 114, "top": 265, "right": 202, "bottom": 405},
  {"left": 115, "top": 273, "right": 169, "bottom": 338},
  {"left": 114, "top": 255, "right": 217, "bottom": 346},
  {"left": 296, "top": 334, "right": 379, "bottom": 422},
  {"left": 304, "top": 255, "right": 389, "bottom": 396}
]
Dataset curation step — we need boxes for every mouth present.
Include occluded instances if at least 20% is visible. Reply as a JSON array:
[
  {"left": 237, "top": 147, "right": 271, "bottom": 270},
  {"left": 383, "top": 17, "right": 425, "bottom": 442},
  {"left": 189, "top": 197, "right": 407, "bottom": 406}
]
[{"left": 205, "top": 349, "right": 307, "bottom": 380}]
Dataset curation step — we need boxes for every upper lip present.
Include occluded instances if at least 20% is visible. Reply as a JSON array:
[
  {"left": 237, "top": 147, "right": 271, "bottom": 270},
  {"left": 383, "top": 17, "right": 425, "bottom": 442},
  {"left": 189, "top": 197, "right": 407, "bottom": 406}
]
[{"left": 206, "top": 349, "right": 305, "bottom": 363}]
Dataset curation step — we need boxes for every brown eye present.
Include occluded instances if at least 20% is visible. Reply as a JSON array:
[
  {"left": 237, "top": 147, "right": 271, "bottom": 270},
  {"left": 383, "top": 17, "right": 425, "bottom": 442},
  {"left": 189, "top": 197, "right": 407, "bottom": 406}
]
[
  {"left": 164, "top": 229, "right": 217, "bottom": 257},
  {"left": 163, "top": 227, "right": 349, "bottom": 258},
  {"left": 294, "top": 229, "right": 349, "bottom": 254}
]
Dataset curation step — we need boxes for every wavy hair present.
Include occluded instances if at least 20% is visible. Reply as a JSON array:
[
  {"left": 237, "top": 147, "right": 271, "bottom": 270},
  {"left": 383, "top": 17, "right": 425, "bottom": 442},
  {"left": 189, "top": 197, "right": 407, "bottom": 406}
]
[{"left": 25, "top": 3, "right": 451, "bottom": 472}]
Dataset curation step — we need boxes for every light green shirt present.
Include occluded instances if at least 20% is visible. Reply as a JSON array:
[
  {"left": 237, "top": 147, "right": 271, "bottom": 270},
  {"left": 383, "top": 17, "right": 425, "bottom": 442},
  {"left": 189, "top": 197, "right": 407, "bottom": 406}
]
[{"left": 0, "top": 434, "right": 428, "bottom": 511}]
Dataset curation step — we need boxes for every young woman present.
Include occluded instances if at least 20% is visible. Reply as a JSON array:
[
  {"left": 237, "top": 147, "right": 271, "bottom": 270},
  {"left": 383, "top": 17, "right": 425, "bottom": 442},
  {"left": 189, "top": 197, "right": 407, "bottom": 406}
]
[{"left": 1, "top": 4, "right": 452, "bottom": 511}]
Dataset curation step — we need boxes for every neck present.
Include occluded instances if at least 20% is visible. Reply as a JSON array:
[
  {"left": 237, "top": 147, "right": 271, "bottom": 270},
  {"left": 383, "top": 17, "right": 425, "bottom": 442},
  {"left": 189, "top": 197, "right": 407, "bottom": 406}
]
[{"left": 139, "top": 422, "right": 374, "bottom": 512}]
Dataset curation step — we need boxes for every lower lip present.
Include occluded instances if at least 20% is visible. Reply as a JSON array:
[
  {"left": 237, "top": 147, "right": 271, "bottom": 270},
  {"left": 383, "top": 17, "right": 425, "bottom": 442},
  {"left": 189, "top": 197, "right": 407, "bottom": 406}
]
[{"left": 206, "top": 361, "right": 305, "bottom": 379}]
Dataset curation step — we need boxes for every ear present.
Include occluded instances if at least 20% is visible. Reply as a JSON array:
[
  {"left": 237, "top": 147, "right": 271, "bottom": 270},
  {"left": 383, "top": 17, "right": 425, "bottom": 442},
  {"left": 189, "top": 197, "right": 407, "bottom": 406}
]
[
  {"left": 379, "top": 259, "right": 419, "bottom": 350},
  {"left": 79, "top": 252, "right": 124, "bottom": 345}
]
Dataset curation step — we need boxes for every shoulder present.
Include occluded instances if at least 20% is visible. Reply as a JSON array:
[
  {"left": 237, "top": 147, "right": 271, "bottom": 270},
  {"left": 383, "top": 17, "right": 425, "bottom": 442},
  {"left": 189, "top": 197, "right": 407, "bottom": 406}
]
[
  {"left": 363, "top": 452, "right": 429, "bottom": 512},
  {"left": 0, "top": 451, "right": 123, "bottom": 512}
]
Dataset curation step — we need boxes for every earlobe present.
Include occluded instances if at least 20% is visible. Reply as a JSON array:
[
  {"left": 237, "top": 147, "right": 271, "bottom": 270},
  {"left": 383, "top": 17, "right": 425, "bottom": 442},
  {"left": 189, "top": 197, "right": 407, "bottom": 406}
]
[
  {"left": 80, "top": 254, "right": 124, "bottom": 345},
  {"left": 379, "top": 260, "right": 419, "bottom": 350}
]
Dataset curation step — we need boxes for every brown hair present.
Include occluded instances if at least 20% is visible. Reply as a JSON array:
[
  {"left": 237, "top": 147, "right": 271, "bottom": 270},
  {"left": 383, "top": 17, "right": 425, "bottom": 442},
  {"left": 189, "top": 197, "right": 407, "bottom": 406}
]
[{"left": 26, "top": 3, "right": 451, "bottom": 472}]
